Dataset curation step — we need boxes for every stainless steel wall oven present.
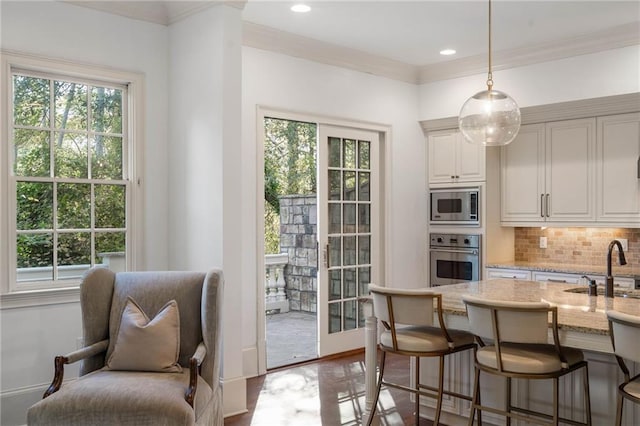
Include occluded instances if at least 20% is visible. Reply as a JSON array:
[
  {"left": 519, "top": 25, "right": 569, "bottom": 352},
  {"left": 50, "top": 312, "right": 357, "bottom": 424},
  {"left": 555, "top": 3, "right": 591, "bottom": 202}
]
[{"left": 429, "top": 233, "right": 481, "bottom": 286}]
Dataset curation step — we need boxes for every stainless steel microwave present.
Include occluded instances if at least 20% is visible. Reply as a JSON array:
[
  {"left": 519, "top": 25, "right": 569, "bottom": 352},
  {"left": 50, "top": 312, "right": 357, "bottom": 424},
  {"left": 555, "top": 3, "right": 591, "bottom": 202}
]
[{"left": 430, "top": 187, "right": 480, "bottom": 225}]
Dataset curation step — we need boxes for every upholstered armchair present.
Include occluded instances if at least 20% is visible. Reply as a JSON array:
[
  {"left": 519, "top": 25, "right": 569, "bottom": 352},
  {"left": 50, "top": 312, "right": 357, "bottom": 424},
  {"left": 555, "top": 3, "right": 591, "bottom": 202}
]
[{"left": 27, "top": 267, "right": 224, "bottom": 426}]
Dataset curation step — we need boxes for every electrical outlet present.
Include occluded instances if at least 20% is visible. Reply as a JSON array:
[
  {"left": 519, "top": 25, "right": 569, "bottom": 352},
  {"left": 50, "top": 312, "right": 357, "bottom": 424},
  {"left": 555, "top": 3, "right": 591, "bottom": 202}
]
[
  {"left": 539, "top": 236, "right": 547, "bottom": 249},
  {"left": 618, "top": 238, "right": 628, "bottom": 251}
]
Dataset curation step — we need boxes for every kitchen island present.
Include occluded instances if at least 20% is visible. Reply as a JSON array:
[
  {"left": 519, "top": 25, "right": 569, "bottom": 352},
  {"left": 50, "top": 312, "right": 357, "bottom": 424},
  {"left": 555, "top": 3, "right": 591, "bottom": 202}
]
[{"left": 364, "top": 279, "right": 640, "bottom": 425}]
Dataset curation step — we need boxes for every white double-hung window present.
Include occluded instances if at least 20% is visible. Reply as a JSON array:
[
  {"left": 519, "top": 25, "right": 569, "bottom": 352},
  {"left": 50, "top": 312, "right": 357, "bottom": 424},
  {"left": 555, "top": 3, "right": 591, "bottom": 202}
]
[{"left": 1, "top": 53, "right": 143, "bottom": 298}]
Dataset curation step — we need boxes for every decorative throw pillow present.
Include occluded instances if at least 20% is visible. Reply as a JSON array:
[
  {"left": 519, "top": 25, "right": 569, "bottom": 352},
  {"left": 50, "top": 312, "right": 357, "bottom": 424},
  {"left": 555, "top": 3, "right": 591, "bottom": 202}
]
[{"left": 106, "top": 296, "right": 182, "bottom": 372}]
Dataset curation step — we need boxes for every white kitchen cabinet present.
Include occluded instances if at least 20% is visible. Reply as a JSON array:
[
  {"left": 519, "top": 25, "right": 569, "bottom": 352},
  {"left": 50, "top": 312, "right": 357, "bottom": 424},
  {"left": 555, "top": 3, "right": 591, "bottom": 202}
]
[
  {"left": 428, "top": 129, "right": 485, "bottom": 184},
  {"left": 501, "top": 118, "right": 596, "bottom": 224},
  {"left": 596, "top": 112, "right": 640, "bottom": 224},
  {"left": 501, "top": 124, "right": 546, "bottom": 222},
  {"left": 496, "top": 269, "right": 635, "bottom": 289},
  {"left": 532, "top": 271, "right": 586, "bottom": 284},
  {"left": 486, "top": 268, "right": 531, "bottom": 280}
]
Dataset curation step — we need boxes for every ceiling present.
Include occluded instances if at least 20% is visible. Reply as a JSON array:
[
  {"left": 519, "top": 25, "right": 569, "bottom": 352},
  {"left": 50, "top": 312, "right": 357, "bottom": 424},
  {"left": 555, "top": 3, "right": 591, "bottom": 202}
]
[{"left": 64, "top": 0, "right": 640, "bottom": 83}]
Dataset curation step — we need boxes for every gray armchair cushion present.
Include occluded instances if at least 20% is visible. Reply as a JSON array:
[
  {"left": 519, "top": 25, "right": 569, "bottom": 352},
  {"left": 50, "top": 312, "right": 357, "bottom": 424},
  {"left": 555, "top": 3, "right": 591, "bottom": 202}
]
[
  {"left": 27, "top": 368, "right": 212, "bottom": 426},
  {"left": 106, "top": 297, "right": 182, "bottom": 372},
  {"left": 106, "top": 271, "right": 205, "bottom": 369}
]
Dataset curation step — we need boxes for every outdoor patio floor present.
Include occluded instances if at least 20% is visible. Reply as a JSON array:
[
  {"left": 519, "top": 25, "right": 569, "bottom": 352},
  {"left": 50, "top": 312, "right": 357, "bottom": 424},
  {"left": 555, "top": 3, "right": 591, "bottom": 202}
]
[{"left": 266, "top": 310, "right": 318, "bottom": 369}]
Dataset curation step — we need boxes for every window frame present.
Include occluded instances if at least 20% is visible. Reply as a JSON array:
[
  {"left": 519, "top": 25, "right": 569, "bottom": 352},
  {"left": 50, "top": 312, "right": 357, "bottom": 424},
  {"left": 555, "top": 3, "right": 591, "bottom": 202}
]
[{"left": 1, "top": 51, "right": 145, "bottom": 307}]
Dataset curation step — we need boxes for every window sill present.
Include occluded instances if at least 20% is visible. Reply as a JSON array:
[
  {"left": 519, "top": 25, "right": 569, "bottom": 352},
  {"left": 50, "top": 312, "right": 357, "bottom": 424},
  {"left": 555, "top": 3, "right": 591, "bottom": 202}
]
[{"left": 0, "top": 286, "right": 80, "bottom": 310}]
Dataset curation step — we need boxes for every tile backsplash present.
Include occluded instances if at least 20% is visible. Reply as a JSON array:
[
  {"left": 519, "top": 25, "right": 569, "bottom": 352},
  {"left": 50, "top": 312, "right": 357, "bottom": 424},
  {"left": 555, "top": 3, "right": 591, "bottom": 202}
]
[{"left": 514, "top": 228, "right": 639, "bottom": 267}]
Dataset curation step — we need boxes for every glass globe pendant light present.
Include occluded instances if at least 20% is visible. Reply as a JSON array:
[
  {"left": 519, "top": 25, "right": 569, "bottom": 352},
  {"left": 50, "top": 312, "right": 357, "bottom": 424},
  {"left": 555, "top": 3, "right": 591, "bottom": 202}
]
[{"left": 459, "top": 0, "right": 521, "bottom": 146}]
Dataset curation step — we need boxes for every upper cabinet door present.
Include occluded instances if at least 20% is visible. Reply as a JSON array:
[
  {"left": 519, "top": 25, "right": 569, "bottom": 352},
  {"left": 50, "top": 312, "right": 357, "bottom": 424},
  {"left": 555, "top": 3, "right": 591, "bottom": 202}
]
[
  {"left": 427, "top": 129, "right": 485, "bottom": 185},
  {"left": 545, "top": 118, "right": 596, "bottom": 221},
  {"left": 597, "top": 113, "right": 640, "bottom": 223},
  {"left": 501, "top": 124, "right": 545, "bottom": 222},
  {"left": 457, "top": 135, "right": 486, "bottom": 182},
  {"left": 427, "top": 130, "right": 457, "bottom": 184}
]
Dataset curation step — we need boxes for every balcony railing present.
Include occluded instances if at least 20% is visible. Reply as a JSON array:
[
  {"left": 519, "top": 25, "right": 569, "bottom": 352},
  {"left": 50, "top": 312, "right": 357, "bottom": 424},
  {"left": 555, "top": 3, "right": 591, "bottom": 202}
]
[
  {"left": 265, "top": 253, "right": 289, "bottom": 313},
  {"left": 16, "top": 252, "right": 126, "bottom": 282}
]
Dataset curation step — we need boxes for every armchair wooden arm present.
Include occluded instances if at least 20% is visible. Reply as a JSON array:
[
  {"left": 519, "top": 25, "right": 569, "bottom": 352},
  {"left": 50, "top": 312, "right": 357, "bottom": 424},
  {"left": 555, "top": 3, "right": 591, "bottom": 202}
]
[
  {"left": 185, "top": 342, "right": 207, "bottom": 408},
  {"left": 43, "top": 339, "right": 109, "bottom": 398}
]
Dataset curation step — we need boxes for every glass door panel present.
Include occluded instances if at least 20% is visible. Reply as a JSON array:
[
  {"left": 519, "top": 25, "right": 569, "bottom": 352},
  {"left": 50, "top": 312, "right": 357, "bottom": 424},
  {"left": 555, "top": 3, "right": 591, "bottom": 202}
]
[{"left": 318, "top": 125, "right": 379, "bottom": 356}]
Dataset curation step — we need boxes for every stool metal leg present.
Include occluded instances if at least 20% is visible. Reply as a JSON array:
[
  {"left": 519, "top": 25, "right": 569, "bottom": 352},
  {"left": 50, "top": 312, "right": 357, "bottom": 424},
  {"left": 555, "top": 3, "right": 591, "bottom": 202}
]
[
  {"left": 415, "top": 356, "right": 420, "bottom": 426},
  {"left": 505, "top": 377, "right": 512, "bottom": 426},
  {"left": 434, "top": 356, "right": 445, "bottom": 426},
  {"left": 583, "top": 364, "right": 592, "bottom": 426},
  {"left": 552, "top": 377, "right": 559, "bottom": 425},
  {"left": 468, "top": 366, "right": 480, "bottom": 426},
  {"left": 615, "top": 391, "right": 623, "bottom": 426}
]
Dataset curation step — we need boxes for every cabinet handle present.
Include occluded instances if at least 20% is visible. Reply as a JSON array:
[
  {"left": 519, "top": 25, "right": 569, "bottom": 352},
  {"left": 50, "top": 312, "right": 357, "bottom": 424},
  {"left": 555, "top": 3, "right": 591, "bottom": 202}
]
[
  {"left": 451, "top": 175, "right": 455, "bottom": 179},
  {"left": 637, "top": 156, "right": 639, "bottom": 179},
  {"left": 455, "top": 175, "right": 460, "bottom": 179},
  {"left": 546, "top": 194, "right": 550, "bottom": 217},
  {"left": 540, "top": 194, "right": 544, "bottom": 218},
  {"left": 547, "top": 278, "right": 567, "bottom": 283}
]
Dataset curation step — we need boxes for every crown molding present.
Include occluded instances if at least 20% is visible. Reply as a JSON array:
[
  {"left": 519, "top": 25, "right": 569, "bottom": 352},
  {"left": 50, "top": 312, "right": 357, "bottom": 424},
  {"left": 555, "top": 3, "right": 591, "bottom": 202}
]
[
  {"left": 243, "top": 20, "right": 638, "bottom": 86},
  {"left": 418, "top": 22, "right": 640, "bottom": 84},
  {"left": 63, "top": 1, "right": 246, "bottom": 26},
  {"left": 420, "top": 92, "right": 640, "bottom": 132},
  {"left": 166, "top": 1, "right": 247, "bottom": 24},
  {"left": 242, "top": 22, "right": 420, "bottom": 84}
]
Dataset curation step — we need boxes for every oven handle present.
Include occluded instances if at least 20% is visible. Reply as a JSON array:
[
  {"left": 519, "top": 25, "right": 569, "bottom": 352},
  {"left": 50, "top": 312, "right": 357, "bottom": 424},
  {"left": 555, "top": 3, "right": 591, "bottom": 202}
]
[{"left": 430, "top": 248, "right": 479, "bottom": 255}]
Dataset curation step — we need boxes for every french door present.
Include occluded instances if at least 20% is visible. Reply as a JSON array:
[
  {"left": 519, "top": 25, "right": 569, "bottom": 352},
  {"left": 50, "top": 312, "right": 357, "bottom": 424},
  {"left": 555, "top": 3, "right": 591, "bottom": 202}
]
[{"left": 317, "top": 125, "right": 380, "bottom": 356}]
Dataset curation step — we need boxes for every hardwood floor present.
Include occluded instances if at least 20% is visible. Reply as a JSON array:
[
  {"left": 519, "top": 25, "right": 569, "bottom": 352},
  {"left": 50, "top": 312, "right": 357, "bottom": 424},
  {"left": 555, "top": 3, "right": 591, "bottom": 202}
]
[{"left": 224, "top": 350, "right": 437, "bottom": 425}]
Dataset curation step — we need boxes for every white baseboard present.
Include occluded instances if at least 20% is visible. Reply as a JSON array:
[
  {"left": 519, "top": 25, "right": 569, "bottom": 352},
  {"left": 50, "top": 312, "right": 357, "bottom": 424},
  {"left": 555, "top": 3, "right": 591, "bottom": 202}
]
[
  {"left": 222, "top": 375, "right": 247, "bottom": 417},
  {"left": 1, "top": 382, "right": 50, "bottom": 426}
]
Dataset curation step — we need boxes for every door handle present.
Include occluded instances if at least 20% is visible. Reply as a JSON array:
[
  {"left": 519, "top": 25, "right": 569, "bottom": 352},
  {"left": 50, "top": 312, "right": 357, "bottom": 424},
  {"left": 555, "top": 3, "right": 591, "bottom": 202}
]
[
  {"left": 324, "top": 243, "right": 330, "bottom": 268},
  {"left": 546, "top": 194, "right": 550, "bottom": 217}
]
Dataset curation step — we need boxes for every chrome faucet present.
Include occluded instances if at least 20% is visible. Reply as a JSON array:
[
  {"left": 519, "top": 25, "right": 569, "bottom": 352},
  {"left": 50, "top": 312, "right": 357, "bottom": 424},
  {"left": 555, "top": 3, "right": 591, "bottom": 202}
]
[
  {"left": 581, "top": 275, "right": 598, "bottom": 296},
  {"left": 605, "top": 240, "right": 627, "bottom": 298}
]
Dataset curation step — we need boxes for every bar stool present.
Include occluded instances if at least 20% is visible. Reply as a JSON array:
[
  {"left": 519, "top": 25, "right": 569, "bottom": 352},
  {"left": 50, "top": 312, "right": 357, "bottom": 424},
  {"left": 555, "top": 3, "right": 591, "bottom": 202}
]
[
  {"left": 462, "top": 295, "right": 592, "bottom": 425},
  {"left": 607, "top": 310, "right": 640, "bottom": 426},
  {"left": 367, "top": 285, "right": 476, "bottom": 426}
]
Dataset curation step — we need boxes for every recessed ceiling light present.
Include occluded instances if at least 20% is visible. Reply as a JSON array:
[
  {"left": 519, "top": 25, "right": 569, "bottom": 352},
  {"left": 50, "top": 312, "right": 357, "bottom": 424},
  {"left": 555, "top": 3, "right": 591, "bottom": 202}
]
[
  {"left": 291, "top": 4, "right": 311, "bottom": 13},
  {"left": 440, "top": 49, "right": 457, "bottom": 56}
]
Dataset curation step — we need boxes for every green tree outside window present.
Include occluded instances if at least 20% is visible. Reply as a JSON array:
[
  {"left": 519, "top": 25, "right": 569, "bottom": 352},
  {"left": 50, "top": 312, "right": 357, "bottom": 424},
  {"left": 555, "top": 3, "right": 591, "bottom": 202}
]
[{"left": 12, "top": 74, "right": 126, "bottom": 276}]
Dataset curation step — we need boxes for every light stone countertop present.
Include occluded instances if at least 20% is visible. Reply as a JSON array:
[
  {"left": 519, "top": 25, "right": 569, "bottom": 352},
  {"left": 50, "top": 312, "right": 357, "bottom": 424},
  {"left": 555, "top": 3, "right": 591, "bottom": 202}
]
[
  {"left": 485, "top": 261, "right": 640, "bottom": 280},
  {"left": 434, "top": 279, "right": 640, "bottom": 337}
]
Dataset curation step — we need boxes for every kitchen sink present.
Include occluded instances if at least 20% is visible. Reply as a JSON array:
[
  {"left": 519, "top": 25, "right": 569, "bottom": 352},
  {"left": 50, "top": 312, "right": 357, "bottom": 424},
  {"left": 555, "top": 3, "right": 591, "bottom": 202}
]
[{"left": 564, "top": 287, "right": 640, "bottom": 299}]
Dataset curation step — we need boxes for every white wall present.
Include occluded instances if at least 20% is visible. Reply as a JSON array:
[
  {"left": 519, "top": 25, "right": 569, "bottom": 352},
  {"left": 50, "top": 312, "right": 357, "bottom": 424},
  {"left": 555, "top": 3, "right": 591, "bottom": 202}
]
[
  {"left": 241, "top": 47, "right": 426, "bottom": 375},
  {"left": 2, "top": 1, "right": 639, "bottom": 422},
  {"left": 0, "top": 2, "right": 169, "bottom": 424},
  {"left": 1, "top": 1, "right": 170, "bottom": 268},
  {"left": 168, "top": 4, "right": 246, "bottom": 416},
  {"left": 419, "top": 45, "right": 640, "bottom": 120}
]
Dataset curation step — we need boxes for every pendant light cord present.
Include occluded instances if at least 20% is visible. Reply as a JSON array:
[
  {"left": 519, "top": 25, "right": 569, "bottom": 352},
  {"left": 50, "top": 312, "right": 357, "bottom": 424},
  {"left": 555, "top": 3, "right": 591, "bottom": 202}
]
[{"left": 486, "top": 0, "right": 493, "bottom": 91}]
